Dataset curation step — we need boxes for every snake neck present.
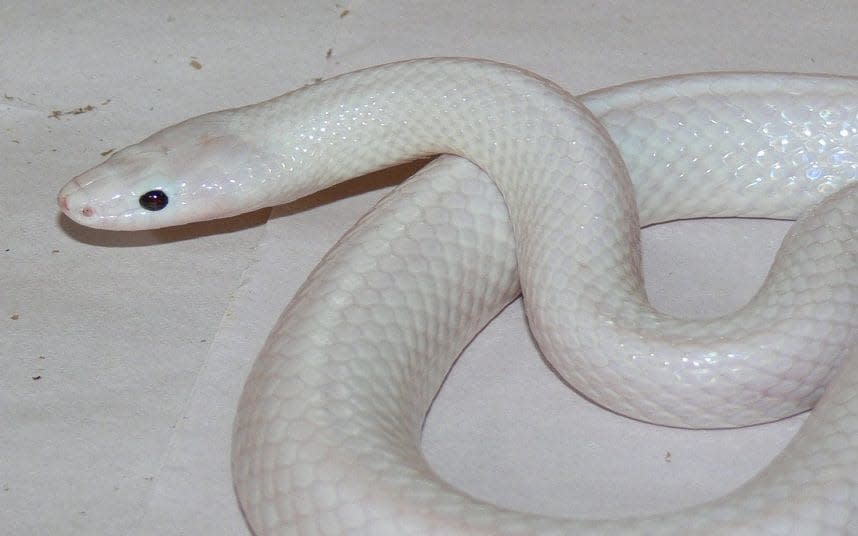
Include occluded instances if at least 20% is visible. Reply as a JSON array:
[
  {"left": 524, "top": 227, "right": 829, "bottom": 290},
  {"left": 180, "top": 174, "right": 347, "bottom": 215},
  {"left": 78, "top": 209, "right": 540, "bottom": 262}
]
[{"left": 240, "top": 57, "right": 644, "bottom": 293}]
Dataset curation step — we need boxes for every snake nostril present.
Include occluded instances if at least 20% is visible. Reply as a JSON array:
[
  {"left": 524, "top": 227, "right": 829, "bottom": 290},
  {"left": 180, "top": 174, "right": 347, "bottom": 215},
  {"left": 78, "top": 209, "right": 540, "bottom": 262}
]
[{"left": 80, "top": 206, "right": 94, "bottom": 218}]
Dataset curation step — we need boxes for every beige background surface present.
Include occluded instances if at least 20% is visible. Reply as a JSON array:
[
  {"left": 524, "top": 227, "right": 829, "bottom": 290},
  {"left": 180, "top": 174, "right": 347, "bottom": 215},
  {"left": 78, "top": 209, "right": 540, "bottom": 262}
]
[{"left": 3, "top": 1, "right": 856, "bottom": 534}]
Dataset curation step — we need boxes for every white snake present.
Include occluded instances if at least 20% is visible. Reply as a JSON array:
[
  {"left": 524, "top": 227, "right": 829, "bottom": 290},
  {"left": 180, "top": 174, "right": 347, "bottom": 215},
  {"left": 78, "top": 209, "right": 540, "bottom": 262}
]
[{"left": 57, "top": 59, "right": 858, "bottom": 534}]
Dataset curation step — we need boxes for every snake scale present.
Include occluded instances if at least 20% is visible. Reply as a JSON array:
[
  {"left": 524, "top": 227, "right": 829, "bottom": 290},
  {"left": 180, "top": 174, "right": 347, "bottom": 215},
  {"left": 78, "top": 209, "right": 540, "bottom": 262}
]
[{"left": 58, "top": 59, "right": 858, "bottom": 534}]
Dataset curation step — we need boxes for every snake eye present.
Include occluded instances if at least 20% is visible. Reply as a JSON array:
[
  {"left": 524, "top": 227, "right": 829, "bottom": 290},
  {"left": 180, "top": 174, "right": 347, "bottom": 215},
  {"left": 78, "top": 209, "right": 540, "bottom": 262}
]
[{"left": 139, "top": 190, "right": 169, "bottom": 211}]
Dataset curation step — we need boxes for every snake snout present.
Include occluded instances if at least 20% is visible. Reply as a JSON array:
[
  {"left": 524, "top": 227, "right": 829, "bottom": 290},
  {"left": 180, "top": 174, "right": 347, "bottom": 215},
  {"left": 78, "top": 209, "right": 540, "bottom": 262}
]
[
  {"left": 57, "top": 179, "right": 78, "bottom": 215},
  {"left": 57, "top": 176, "right": 97, "bottom": 223}
]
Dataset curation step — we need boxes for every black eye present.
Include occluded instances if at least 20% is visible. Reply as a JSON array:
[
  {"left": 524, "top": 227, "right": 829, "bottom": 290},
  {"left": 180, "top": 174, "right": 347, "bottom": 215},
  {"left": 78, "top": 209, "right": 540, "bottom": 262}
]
[{"left": 139, "top": 190, "right": 169, "bottom": 211}]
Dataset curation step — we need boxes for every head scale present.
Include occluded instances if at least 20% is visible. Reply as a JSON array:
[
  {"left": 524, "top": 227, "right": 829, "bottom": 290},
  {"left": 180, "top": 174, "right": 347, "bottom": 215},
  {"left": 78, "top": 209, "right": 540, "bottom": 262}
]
[{"left": 57, "top": 113, "right": 269, "bottom": 231}]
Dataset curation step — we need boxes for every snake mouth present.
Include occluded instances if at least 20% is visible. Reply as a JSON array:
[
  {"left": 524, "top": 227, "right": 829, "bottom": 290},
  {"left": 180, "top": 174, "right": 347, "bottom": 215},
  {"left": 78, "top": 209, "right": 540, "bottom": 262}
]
[{"left": 57, "top": 179, "right": 77, "bottom": 213}]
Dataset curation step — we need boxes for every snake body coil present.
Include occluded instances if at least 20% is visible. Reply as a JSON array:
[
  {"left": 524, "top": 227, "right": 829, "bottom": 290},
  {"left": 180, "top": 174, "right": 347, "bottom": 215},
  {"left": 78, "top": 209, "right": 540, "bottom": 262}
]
[{"left": 58, "top": 59, "right": 858, "bottom": 534}]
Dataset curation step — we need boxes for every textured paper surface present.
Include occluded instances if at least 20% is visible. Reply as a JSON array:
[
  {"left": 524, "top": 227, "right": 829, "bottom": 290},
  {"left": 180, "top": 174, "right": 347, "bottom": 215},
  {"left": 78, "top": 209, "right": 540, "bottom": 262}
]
[{"left": 3, "top": 1, "right": 856, "bottom": 534}]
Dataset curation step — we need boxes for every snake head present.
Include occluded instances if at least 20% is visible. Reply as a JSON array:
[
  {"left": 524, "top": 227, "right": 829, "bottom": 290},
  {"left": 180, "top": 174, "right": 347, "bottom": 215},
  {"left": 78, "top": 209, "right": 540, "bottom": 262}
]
[{"left": 57, "top": 111, "right": 269, "bottom": 231}]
